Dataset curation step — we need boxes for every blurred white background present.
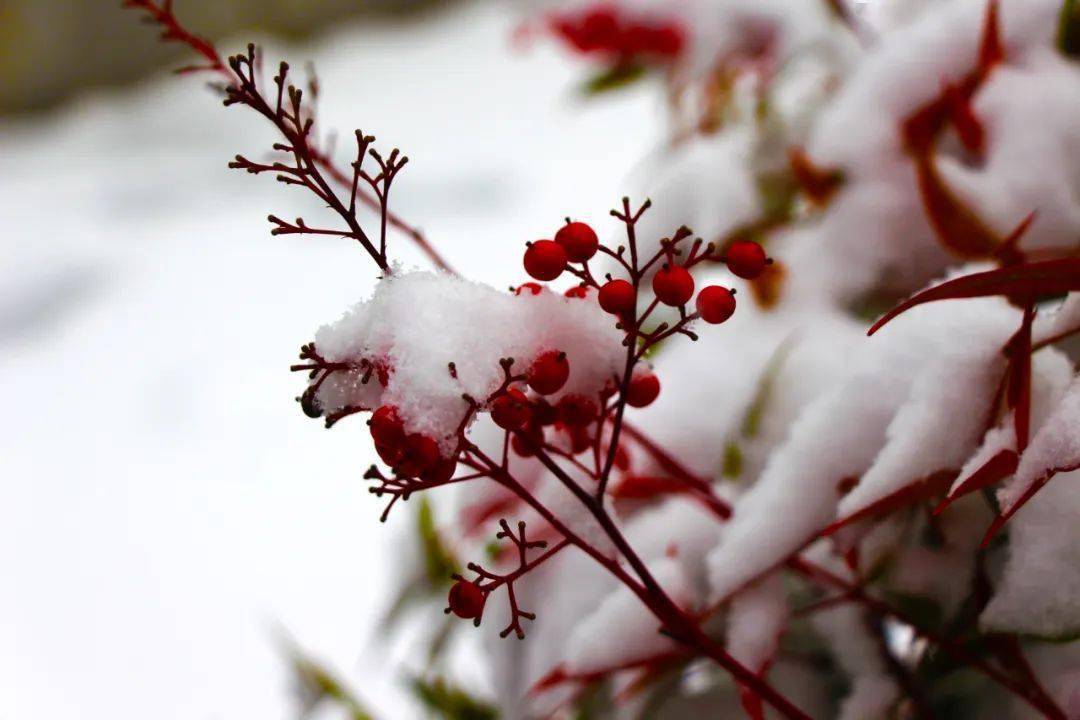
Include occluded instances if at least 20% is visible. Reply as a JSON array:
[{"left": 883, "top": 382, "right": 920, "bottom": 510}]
[{"left": 0, "top": 3, "right": 663, "bottom": 717}]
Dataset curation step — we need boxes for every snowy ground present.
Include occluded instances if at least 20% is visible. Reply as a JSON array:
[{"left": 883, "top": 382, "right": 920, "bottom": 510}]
[{"left": 0, "top": 3, "right": 661, "bottom": 718}]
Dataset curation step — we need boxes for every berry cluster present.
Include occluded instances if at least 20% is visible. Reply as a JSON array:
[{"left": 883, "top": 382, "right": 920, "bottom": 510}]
[
  {"left": 524, "top": 212, "right": 768, "bottom": 335},
  {"left": 549, "top": 3, "right": 686, "bottom": 61}
]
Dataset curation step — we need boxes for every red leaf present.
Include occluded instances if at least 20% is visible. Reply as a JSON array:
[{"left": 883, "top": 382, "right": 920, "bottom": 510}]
[
  {"left": 822, "top": 470, "right": 957, "bottom": 536},
  {"left": 978, "top": 0, "right": 1005, "bottom": 77},
  {"left": 738, "top": 684, "right": 767, "bottom": 720},
  {"left": 787, "top": 146, "right": 844, "bottom": 206},
  {"left": 867, "top": 259, "right": 1080, "bottom": 336},
  {"left": 947, "top": 83, "right": 986, "bottom": 153},
  {"left": 980, "top": 460, "right": 1080, "bottom": 548},
  {"left": 913, "top": 151, "right": 1002, "bottom": 258},
  {"left": 1004, "top": 305, "right": 1035, "bottom": 451},
  {"left": 933, "top": 448, "right": 1018, "bottom": 515},
  {"left": 612, "top": 474, "right": 691, "bottom": 500}
]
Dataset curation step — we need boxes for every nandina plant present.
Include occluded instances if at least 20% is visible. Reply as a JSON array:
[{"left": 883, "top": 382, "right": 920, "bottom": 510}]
[{"left": 126, "top": 1, "right": 1080, "bottom": 718}]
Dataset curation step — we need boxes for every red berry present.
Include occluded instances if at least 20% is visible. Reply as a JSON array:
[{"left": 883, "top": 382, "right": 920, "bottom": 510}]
[
  {"left": 565, "top": 423, "right": 593, "bottom": 454},
  {"left": 523, "top": 240, "right": 567, "bottom": 281},
  {"left": 531, "top": 399, "right": 560, "bottom": 426},
  {"left": 558, "top": 394, "right": 598, "bottom": 426},
  {"left": 564, "top": 285, "right": 590, "bottom": 300},
  {"left": 696, "top": 285, "right": 737, "bottom": 324},
  {"left": 375, "top": 441, "right": 404, "bottom": 466},
  {"left": 625, "top": 373, "right": 660, "bottom": 408},
  {"left": 511, "top": 428, "right": 543, "bottom": 457},
  {"left": 491, "top": 388, "right": 532, "bottom": 431},
  {"left": 725, "top": 240, "right": 768, "bottom": 279},
  {"left": 397, "top": 433, "right": 441, "bottom": 477},
  {"left": 555, "top": 221, "right": 599, "bottom": 262},
  {"left": 652, "top": 264, "right": 695, "bottom": 306},
  {"left": 422, "top": 456, "right": 458, "bottom": 484},
  {"left": 598, "top": 279, "right": 636, "bottom": 316},
  {"left": 577, "top": 6, "right": 620, "bottom": 52},
  {"left": 448, "top": 579, "right": 486, "bottom": 619},
  {"left": 370, "top": 405, "right": 405, "bottom": 448},
  {"left": 528, "top": 351, "right": 570, "bottom": 395},
  {"left": 514, "top": 282, "right": 544, "bottom": 296}
]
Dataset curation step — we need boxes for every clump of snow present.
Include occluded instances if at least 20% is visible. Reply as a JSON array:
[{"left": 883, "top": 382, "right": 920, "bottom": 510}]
[
  {"left": 707, "top": 291, "right": 1020, "bottom": 601},
  {"left": 786, "top": 0, "right": 1080, "bottom": 303},
  {"left": 982, "top": 467, "right": 1080, "bottom": 638},
  {"left": 837, "top": 305, "right": 1009, "bottom": 518},
  {"left": 563, "top": 557, "right": 691, "bottom": 675},
  {"left": 619, "top": 128, "right": 760, "bottom": 262},
  {"left": 726, "top": 573, "right": 786, "bottom": 672},
  {"left": 311, "top": 271, "right": 624, "bottom": 450},
  {"left": 1034, "top": 293, "right": 1080, "bottom": 347},
  {"left": 998, "top": 375, "right": 1080, "bottom": 514},
  {"left": 982, "top": 362, "right": 1080, "bottom": 638}
]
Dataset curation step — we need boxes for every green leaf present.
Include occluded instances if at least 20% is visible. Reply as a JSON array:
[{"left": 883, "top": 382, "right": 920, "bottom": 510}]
[
  {"left": 410, "top": 676, "right": 498, "bottom": 720},
  {"left": 382, "top": 498, "right": 460, "bottom": 630},
  {"left": 418, "top": 496, "right": 459, "bottom": 586},
  {"left": 721, "top": 441, "right": 743, "bottom": 479},
  {"left": 581, "top": 63, "right": 647, "bottom": 96},
  {"left": 1059, "top": 0, "right": 1080, "bottom": 56},
  {"left": 739, "top": 337, "right": 796, "bottom": 438},
  {"left": 286, "top": 645, "right": 377, "bottom": 720}
]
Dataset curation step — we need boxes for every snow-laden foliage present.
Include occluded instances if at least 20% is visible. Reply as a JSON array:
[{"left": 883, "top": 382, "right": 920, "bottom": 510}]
[{"left": 127, "top": 0, "right": 1080, "bottom": 716}]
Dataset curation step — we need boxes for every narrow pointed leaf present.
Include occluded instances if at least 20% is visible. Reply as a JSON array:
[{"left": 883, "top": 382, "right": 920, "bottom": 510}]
[
  {"left": 868, "top": 259, "right": 1080, "bottom": 336},
  {"left": 934, "top": 448, "right": 1018, "bottom": 514}
]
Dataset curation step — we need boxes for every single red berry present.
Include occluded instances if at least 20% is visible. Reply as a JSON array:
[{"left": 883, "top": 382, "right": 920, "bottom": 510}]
[
  {"left": 422, "top": 456, "right": 458, "bottom": 484},
  {"left": 511, "top": 427, "right": 543, "bottom": 457},
  {"left": 555, "top": 221, "right": 599, "bottom": 262},
  {"left": 652, "top": 264, "right": 695, "bottom": 306},
  {"left": 491, "top": 388, "right": 532, "bottom": 431},
  {"left": 724, "top": 240, "right": 768, "bottom": 279},
  {"left": 614, "top": 443, "right": 631, "bottom": 472},
  {"left": 397, "top": 433, "right": 441, "bottom": 477},
  {"left": 598, "top": 279, "right": 636, "bottom": 316},
  {"left": 514, "top": 282, "right": 544, "bottom": 296},
  {"left": 696, "top": 285, "right": 737, "bottom": 324},
  {"left": 523, "top": 240, "right": 567, "bottom": 281},
  {"left": 375, "top": 441, "right": 404, "bottom": 466},
  {"left": 370, "top": 405, "right": 405, "bottom": 448},
  {"left": 528, "top": 351, "right": 570, "bottom": 395},
  {"left": 448, "top": 579, "right": 486, "bottom": 619},
  {"left": 564, "top": 285, "right": 591, "bottom": 300},
  {"left": 531, "top": 399, "right": 560, "bottom": 426},
  {"left": 625, "top": 373, "right": 661, "bottom": 408},
  {"left": 566, "top": 423, "right": 593, "bottom": 454},
  {"left": 299, "top": 387, "right": 322, "bottom": 418},
  {"left": 576, "top": 5, "right": 621, "bottom": 52},
  {"left": 558, "top": 394, "right": 598, "bottom": 426},
  {"left": 649, "top": 24, "right": 685, "bottom": 57}
]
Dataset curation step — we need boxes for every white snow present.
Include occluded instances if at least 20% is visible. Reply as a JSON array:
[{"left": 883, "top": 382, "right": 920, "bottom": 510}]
[{"left": 313, "top": 271, "right": 624, "bottom": 449}]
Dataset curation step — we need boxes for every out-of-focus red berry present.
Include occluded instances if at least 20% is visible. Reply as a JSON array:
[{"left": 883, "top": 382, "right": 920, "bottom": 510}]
[
  {"left": 558, "top": 394, "right": 599, "bottom": 426},
  {"left": 724, "top": 240, "right": 768, "bottom": 279},
  {"left": 492, "top": 388, "right": 532, "bottom": 431},
  {"left": 625, "top": 373, "right": 661, "bottom": 408}
]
